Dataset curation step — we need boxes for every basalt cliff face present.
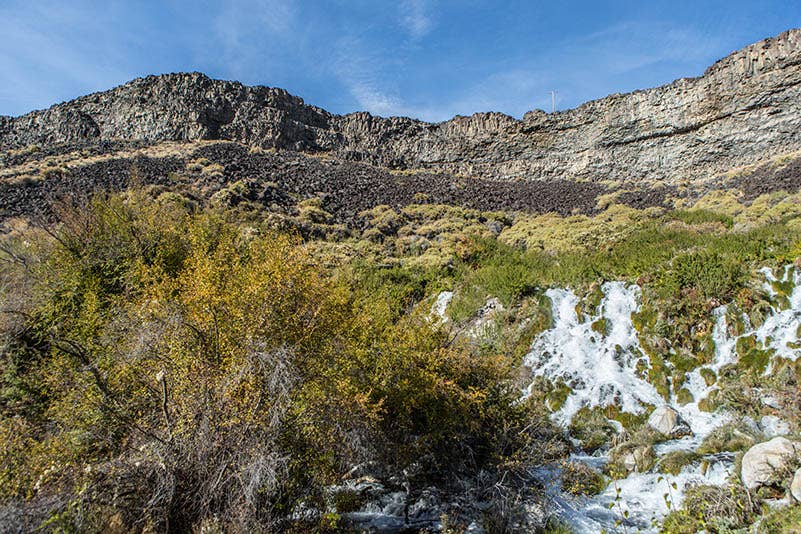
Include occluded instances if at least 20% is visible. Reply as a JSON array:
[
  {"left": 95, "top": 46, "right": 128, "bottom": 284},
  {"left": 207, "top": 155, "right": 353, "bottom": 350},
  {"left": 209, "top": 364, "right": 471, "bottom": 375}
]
[{"left": 3, "top": 29, "right": 801, "bottom": 184}]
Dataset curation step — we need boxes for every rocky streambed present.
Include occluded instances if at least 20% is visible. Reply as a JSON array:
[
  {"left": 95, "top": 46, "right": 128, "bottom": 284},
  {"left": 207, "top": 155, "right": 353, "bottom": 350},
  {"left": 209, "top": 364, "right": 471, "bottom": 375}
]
[{"left": 520, "top": 268, "right": 801, "bottom": 532}]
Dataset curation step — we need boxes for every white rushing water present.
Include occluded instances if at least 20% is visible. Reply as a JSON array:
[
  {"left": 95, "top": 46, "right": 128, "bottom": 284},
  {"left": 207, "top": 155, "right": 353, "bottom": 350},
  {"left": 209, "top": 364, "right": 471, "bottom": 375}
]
[
  {"left": 435, "top": 268, "right": 800, "bottom": 532},
  {"left": 430, "top": 290, "right": 453, "bottom": 322},
  {"left": 524, "top": 283, "right": 664, "bottom": 424},
  {"left": 522, "top": 282, "right": 742, "bottom": 532}
]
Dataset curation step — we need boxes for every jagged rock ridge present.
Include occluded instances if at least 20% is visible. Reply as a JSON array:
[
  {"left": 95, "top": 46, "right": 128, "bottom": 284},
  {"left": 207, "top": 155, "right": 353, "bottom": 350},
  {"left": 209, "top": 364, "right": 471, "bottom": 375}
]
[{"left": 3, "top": 29, "right": 801, "bottom": 184}]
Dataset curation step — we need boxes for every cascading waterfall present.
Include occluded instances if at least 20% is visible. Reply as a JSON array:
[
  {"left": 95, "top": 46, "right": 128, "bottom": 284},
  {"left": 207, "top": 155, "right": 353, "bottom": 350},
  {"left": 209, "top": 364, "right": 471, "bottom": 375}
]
[
  {"left": 426, "top": 267, "right": 800, "bottom": 531},
  {"left": 524, "top": 283, "right": 663, "bottom": 424},
  {"left": 522, "top": 268, "right": 801, "bottom": 533}
]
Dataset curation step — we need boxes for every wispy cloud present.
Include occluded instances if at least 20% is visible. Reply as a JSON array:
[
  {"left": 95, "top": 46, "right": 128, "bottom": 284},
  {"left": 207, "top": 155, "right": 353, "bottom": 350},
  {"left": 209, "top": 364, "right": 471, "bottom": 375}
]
[
  {"left": 330, "top": 34, "right": 444, "bottom": 120},
  {"left": 0, "top": 1, "right": 133, "bottom": 114},
  {"left": 399, "top": 0, "right": 435, "bottom": 40},
  {"left": 206, "top": 0, "right": 296, "bottom": 75}
]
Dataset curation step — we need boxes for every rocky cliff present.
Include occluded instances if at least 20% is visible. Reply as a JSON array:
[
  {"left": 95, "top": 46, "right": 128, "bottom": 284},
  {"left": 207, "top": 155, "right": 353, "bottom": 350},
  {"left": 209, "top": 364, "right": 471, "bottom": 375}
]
[{"left": 3, "top": 29, "right": 801, "bottom": 184}]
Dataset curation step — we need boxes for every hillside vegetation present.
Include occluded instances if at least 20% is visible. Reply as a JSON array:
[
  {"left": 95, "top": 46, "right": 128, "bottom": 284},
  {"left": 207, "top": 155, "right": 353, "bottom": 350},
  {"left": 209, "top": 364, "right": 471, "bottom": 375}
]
[{"left": 1, "top": 176, "right": 801, "bottom": 531}]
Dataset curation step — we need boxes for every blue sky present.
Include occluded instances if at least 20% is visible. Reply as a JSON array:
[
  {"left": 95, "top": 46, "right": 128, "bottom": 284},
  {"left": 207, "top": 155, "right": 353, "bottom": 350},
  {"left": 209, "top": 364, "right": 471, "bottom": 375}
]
[{"left": 1, "top": 1, "right": 800, "bottom": 121}]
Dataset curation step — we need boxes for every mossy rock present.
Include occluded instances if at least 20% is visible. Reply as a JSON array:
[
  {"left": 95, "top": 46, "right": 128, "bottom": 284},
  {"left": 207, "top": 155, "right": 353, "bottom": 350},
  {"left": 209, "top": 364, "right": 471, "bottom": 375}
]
[
  {"left": 568, "top": 407, "right": 618, "bottom": 452},
  {"left": 591, "top": 318, "right": 608, "bottom": 336},
  {"left": 697, "top": 423, "right": 759, "bottom": 454},
  {"left": 647, "top": 353, "right": 672, "bottom": 401},
  {"left": 546, "top": 381, "right": 572, "bottom": 412},
  {"left": 603, "top": 404, "right": 652, "bottom": 431},
  {"left": 657, "top": 450, "right": 701, "bottom": 476},
  {"left": 631, "top": 305, "right": 659, "bottom": 334},
  {"left": 736, "top": 335, "right": 774, "bottom": 375},
  {"left": 676, "top": 387, "right": 694, "bottom": 406},
  {"left": 694, "top": 333, "right": 716, "bottom": 365},
  {"left": 749, "top": 301, "right": 773, "bottom": 328},
  {"left": 725, "top": 305, "right": 748, "bottom": 337},
  {"left": 671, "top": 369, "right": 687, "bottom": 393},
  {"left": 606, "top": 442, "right": 656, "bottom": 477},
  {"left": 669, "top": 352, "right": 702, "bottom": 374},
  {"left": 581, "top": 284, "right": 604, "bottom": 315},
  {"left": 699, "top": 368, "right": 717, "bottom": 386},
  {"left": 560, "top": 461, "right": 607, "bottom": 496}
]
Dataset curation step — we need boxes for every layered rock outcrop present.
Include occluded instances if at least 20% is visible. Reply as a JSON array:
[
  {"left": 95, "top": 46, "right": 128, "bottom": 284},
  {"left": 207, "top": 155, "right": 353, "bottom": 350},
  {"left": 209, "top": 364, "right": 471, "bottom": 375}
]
[{"left": 3, "top": 29, "right": 801, "bottom": 184}]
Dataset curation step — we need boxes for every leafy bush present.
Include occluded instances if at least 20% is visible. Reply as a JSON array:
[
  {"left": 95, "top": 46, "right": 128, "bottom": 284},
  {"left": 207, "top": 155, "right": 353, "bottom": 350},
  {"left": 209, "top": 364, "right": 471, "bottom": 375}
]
[
  {"left": 0, "top": 191, "right": 549, "bottom": 531},
  {"left": 656, "top": 251, "right": 746, "bottom": 300}
]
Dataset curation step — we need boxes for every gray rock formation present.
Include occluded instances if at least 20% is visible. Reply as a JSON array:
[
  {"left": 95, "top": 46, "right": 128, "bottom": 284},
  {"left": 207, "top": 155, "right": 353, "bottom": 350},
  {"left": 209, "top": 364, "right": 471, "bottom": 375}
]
[
  {"left": 792, "top": 468, "right": 801, "bottom": 502},
  {"left": 3, "top": 29, "right": 801, "bottom": 185},
  {"left": 647, "top": 406, "right": 691, "bottom": 438},
  {"left": 740, "top": 436, "right": 800, "bottom": 490}
]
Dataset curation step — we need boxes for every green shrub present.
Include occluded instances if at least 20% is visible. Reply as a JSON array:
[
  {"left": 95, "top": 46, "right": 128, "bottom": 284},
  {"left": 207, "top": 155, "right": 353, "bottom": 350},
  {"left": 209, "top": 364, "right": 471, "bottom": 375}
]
[
  {"left": 656, "top": 251, "right": 746, "bottom": 300},
  {"left": 560, "top": 461, "right": 606, "bottom": 496},
  {"left": 0, "top": 191, "right": 551, "bottom": 531},
  {"left": 661, "top": 484, "right": 761, "bottom": 533},
  {"left": 697, "top": 423, "right": 760, "bottom": 454}
]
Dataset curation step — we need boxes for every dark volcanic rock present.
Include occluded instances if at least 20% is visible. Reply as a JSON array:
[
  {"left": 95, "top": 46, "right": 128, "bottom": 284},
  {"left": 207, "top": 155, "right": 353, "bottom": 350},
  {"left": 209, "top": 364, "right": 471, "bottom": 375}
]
[
  {"left": 733, "top": 156, "right": 801, "bottom": 200},
  {"left": 0, "top": 156, "right": 183, "bottom": 221},
  {"left": 0, "top": 142, "right": 616, "bottom": 223}
]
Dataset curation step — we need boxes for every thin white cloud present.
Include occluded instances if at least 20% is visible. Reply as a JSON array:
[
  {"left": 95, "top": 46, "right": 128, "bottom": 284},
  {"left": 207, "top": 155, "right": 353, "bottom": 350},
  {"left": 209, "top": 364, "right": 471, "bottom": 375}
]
[
  {"left": 331, "top": 34, "right": 444, "bottom": 120},
  {"left": 207, "top": 0, "right": 296, "bottom": 75},
  {"left": 399, "top": 0, "right": 434, "bottom": 40},
  {"left": 0, "top": 1, "right": 133, "bottom": 114}
]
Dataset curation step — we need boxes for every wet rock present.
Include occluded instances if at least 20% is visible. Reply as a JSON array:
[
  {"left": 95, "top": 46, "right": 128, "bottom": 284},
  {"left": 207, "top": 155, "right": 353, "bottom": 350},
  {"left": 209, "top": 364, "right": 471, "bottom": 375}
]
[
  {"left": 407, "top": 487, "right": 442, "bottom": 521},
  {"left": 760, "top": 415, "right": 791, "bottom": 438},
  {"left": 609, "top": 443, "right": 656, "bottom": 474},
  {"left": 741, "top": 437, "right": 801, "bottom": 489},
  {"left": 647, "top": 406, "right": 692, "bottom": 438}
]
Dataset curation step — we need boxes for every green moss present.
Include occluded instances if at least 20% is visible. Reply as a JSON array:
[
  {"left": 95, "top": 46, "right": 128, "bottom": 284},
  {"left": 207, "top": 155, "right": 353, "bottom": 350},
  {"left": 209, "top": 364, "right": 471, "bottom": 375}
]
[
  {"left": 632, "top": 303, "right": 659, "bottom": 333},
  {"left": 582, "top": 284, "right": 605, "bottom": 315},
  {"left": 758, "top": 504, "right": 801, "bottom": 533},
  {"left": 647, "top": 352, "right": 672, "bottom": 401},
  {"left": 546, "top": 381, "right": 572, "bottom": 412},
  {"left": 676, "top": 387, "right": 694, "bottom": 406},
  {"left": 697, "top": 423, "right": 759, "bottom": 454},
  {"left": 657, "top": 450, "right": 701, "bottom": 476},
  {"left": 591, "top": 318, "right": 608, "bottom": 336},
  {"left": 568, "top": 407, "right": 617, "bottom": 452},
  {"left": 694, "top": 333, "right": 716, "bottom": 365},
  {"left": 603, "top": 404, "right": 652, "bottom": 431},
  {"left": 669, "top": 352, "right": 702, "bottom": 374},
  {"left": 699, "top": 368, "right": 717, "bottom": 387},
  {"left": 736, "top": 335, "right": 774, "bottom": 375}
]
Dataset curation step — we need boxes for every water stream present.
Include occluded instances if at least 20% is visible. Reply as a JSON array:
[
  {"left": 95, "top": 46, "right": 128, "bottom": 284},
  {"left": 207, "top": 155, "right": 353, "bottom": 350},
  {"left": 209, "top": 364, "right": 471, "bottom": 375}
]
[{"left": 521, "top": 268, "right": 801, "bottom": 532}]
